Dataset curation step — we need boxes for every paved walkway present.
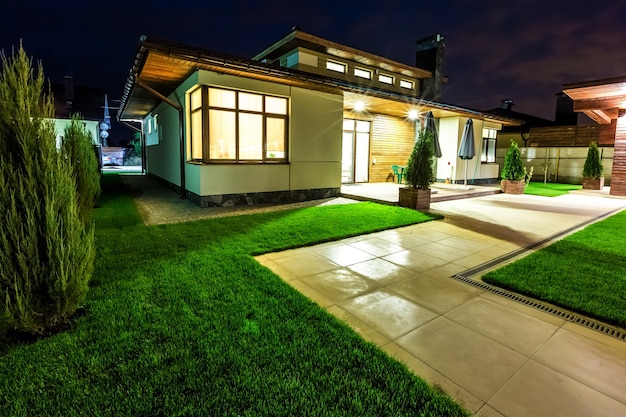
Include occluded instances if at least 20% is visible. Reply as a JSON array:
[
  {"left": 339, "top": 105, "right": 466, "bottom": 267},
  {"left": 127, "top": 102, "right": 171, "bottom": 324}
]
[
  {"left": 123, "top": 175, "right": 626, "bottom": 417},
  {"left": 257, "top": 193, "right": 626, "bottom": 417}
]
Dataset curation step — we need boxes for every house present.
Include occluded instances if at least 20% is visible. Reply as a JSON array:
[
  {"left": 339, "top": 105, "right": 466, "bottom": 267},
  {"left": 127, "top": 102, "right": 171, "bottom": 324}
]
[
  {"left": 51, "top": 77, "right": 105, "bottom": 147},
  {"left": 117, "top": 29, "right": 519, "bottom": 207}
]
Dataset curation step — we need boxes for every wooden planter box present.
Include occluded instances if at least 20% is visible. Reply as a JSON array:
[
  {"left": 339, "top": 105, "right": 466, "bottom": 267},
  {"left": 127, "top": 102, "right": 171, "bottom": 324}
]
[
  {"left": 399, "top": 188, "right": 431, "bottom": 210},
  {"left": 500, "top": 180, "right": 525, "bottom": 195},
  {"left": 582, "top": 177, "right": 604, "bottom": 190}
]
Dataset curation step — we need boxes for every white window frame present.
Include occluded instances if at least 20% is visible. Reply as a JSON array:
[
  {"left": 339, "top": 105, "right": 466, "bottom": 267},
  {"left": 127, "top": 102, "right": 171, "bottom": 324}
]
[
  {"left": 378, "top": 73, "right": 394, "bottom": 85},
  {"left": 326, "top": 60, "right": 347, "bottom": 73},
  {"left": 400, "top": 79, "right": 414, "bottom": 90},
  {"left": 354, "top": 67, "right": 372, "bottom": 79}
]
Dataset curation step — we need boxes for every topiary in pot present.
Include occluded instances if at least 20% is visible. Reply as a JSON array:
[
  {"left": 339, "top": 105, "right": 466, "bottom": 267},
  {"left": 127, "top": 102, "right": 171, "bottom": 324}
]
[
  {"left": 582, "top": 141, "right": 604, "bottom": 190},
  {"left": 500, "top": 141, "right": 526, "bottom": 194},
  {"left": 399, "top": 129, "right": 434, "bottom": 209}
]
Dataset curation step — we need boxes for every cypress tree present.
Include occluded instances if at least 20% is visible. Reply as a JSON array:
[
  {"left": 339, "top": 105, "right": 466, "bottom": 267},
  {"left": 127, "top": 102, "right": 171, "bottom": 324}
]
[
  {"left": 582, "top": 141, "right": 603, "bottom": 179},
  {"left": 501, "top": 141, "right": 525, "bottom": 181},
  {"left": 404, "top": 129, "right": 434, "bottom": 189},
  {"left": 61, "top": 114, "right": 101, "bottom": 222},
  {"left": 0, "top": 45, "right": 94, "bottom": 336}
]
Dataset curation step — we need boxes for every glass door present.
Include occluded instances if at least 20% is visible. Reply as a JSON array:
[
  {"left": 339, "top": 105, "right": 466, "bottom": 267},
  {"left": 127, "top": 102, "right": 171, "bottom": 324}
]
[{"left": 342, "top": 119, "right": 370, "bottom": 183}]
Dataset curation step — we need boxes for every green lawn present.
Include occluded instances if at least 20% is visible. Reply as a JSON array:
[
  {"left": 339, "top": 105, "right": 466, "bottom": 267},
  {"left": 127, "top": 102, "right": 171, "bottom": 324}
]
[
  {"left": 483, "top": 209, "right": 626, "bottom": 327},
  {"left": 0, "top": 175, "right": 467, "bottom": 417},
  {"left": 524, "top": 182, "right": 582, "bottom": 197}
]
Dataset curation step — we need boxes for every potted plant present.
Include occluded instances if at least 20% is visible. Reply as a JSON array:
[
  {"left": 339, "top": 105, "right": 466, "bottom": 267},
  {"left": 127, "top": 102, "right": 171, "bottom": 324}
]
[
  {"left": 581, "top": 141, "right": 604, "bottom": 190},
  {"left": 399, "top": 129, "right": 434, "bottom": 210},
  {"left": 500, "top": 141, "right": 526, "bottom": 194}
]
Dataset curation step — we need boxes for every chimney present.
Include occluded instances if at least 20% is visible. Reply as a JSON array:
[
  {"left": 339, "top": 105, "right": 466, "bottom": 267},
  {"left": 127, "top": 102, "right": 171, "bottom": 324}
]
[
  {"left": 500, "top": 99, "right": 514, "bottom": 111},
  {"left": 554, "top": 92, "right": 577, "bottom": 125},
  {"left": 415, "top": 33, "right": 445, "bottom": 100}
]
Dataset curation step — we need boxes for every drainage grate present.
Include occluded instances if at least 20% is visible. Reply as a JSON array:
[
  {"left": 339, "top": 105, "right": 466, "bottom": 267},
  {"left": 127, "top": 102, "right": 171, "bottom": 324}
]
[{"left": 451, "top": 205, "right": 626, "bottom": 342}]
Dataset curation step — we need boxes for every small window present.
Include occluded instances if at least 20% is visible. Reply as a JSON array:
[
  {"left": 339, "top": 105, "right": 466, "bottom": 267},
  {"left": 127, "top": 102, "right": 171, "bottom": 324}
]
[
  {"left": 378, "top": 74, "right": 394, "bottom": 84},
  {"left": 147, "top": 118, "right": 152, "bottom": 134},
  {"left": 153, "top": 114, "right": 158, "bottom": 132},
  {"left": 481, "top": 128, "right": 497, "bottom": 163},
  {"left": 400, "top": 80, "right": 414, "bottom": 90},
  {"left": 326, "top": 60, "right": 346, "bottom": 73},
  {"left": 354, "top": 67, "right": 372, "bottom": 79}
]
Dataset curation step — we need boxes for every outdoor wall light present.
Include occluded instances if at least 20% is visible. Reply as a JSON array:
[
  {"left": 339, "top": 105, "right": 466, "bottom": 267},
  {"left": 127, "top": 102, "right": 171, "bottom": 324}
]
[
  {"left": 408, "top": 109, "right": 419, "bottom": 120},
  {"left": 354, "top": 101, "right": 365, "bottom": 112}
]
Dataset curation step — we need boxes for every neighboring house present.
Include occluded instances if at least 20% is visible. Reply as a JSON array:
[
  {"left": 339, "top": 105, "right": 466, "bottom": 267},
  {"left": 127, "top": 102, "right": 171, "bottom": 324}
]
[
  {"left": 117, "top": 29, "right": 519, "bottom": 207},
  {"left": 51, "top": 77, "right": 106, "bottom": 146}
]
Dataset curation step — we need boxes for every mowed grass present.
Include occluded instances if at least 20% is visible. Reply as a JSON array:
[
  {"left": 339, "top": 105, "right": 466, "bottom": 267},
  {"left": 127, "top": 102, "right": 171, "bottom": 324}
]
[
  {"left": 0, "top": 175, "right": 468, "bottom": 417},
  {"left": 524, "top": 182, "right": 582, "bottom": 197},
  {"left": 483, "top": 209, "right": 626, "bottom": 327}
]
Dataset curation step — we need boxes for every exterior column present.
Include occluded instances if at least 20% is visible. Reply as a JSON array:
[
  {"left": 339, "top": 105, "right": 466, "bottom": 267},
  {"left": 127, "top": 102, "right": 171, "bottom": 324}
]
[{"left": 610, "top": 112, "right": 626, "bottom": 196}]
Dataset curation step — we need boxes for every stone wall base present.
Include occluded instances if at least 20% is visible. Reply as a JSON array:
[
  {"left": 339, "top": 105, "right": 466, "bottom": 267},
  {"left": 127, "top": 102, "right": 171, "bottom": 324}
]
[{"left": 186, "top": 187, "right": 341, "bottom": 208}]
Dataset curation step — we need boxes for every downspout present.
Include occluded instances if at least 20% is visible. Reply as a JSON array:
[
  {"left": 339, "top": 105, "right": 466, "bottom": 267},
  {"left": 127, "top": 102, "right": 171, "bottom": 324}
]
[{"left": 133, "top": 74, "right": 186, "bottom": 199}]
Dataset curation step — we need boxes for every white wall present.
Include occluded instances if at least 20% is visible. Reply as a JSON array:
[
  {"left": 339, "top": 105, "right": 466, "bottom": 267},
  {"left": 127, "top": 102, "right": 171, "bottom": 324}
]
[{"left": 145, "top": 70, "right": 343, "bottom": 195}]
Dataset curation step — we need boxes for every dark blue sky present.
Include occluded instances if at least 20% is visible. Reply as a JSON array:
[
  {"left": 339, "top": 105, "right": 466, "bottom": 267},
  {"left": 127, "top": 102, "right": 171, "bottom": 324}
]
[{"left": 3, "top": 0, "right": 625, "bottom": 121}]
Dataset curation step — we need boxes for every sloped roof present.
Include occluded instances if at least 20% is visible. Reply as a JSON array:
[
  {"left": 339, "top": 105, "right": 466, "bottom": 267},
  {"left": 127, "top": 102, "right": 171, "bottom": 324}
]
[{"left": 118, "top": 35, "right": 520, "bottom": 126}]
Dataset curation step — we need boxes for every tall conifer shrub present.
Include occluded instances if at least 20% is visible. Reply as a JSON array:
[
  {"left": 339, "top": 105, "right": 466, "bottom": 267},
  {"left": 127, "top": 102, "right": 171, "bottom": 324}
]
[
  {"left": 61, "top": 114, "right": 101, "bottom": 221},
  {"left": 0, "top": 45, "right": 94, "bottom": 336}
]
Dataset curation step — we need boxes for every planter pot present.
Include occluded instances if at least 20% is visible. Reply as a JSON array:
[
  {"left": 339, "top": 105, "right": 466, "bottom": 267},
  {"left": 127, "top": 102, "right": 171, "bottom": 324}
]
[
  {"left": 500, "top": 179, "right": 525, "bottom": 195},
  {"left": 399, "top": 187, "right": 431, "bottom": 210},
  {"left": 582, "top": 177, "right": 604, "bottom": 190}
]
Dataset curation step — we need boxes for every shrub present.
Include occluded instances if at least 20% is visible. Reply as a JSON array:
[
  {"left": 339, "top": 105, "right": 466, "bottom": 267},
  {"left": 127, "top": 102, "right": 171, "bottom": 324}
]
[
  {"left": 582, "top": 141, "right": 603, "bottom": 179},
  {"left": 501, "top": 141, "right": 525, "bottom": 180},
  {"left": 404, "top": 129, "right": 434, "bottom": 189},
  {"left": 61, "top": 114, "right": 101, "bottom": 221},
  {"left": 0, "top": 45, "right": 94, "bottom": 336}
]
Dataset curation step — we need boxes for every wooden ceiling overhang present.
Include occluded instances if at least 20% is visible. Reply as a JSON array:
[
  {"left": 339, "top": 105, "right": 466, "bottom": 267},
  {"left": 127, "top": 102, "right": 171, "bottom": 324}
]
[
  {"left": 563, "top": 76, "right": 626, "bottom": 125},
  {"left": 118, "top": 36, "right": 520, "bottom": 127}
]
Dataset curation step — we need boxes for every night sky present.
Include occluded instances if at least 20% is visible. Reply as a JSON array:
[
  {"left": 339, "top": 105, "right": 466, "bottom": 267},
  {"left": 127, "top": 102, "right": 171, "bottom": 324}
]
[{"left": 2, "top": 0, "right": 625, "bottom": 130}]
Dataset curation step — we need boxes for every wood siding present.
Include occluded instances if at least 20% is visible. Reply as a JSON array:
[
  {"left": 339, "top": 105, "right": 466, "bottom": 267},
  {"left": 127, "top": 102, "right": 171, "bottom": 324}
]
[
  {"left": 369, "top": 114, "right": 415, "bottom": 182},
  {"left": 529, "top": 122, "right": 616, "bottom": 147},
  {"left": 610, "top": 115, "right": 626, "bottom": 196}
]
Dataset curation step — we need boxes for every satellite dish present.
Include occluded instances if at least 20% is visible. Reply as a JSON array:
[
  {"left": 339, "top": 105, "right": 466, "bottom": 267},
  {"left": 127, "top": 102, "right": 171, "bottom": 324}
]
[
  {"left": 99, "top": 122, "right": 109, "bottom": 131},
  {"left": 100, "top": 130, "right": 109, "bottom": 139}
]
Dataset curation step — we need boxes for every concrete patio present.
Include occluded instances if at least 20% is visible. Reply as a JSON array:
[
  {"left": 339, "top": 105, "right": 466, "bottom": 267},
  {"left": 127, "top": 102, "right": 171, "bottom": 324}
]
[{"left": 256, "top": 192, "right": 626, "bottom": 417}]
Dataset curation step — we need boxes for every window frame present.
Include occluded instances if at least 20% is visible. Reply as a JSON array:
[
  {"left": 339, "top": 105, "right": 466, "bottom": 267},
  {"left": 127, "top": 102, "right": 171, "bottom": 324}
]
[
  {"left": 400, "top": 79, "right": 414, "bottom": 90},
  {"left": 326, "top": 60, "right": 347, "bottom": 74},
  {"left": 481, "top": 128, "right": 497, "bottom": 163},
  {"left": 354, "top": 67, "right": 372, "bottom": 79},
  {"left": 378, "top": 73, "right": 394, "bottom": 85},
  {"left": 188, "top": 86, "right": 289, "bottom": 164}
]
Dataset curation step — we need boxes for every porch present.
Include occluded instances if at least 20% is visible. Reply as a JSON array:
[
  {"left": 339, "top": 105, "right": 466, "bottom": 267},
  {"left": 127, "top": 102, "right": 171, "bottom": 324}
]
[{"left": 340, "top": 182, "right": 501, "bottom": 205}]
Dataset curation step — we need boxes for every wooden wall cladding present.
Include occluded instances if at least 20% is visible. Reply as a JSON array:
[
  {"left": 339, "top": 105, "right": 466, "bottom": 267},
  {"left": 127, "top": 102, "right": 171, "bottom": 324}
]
[
  {"left": 529, "top": 122, "right": 616, "bottom": 147},
  {"left": 369, "top": 115, "right": 416, "bottom": 183},
  {"left": 610, "top": 116, "right": 626, "bottom": 196}
]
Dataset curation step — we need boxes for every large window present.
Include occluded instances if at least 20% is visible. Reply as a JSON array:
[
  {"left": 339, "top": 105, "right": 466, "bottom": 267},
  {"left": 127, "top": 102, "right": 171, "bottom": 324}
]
[
  {"left": 481, "top": 128, "right": 497, "bottom": 163},
  {"left": 188, "top": 87, "right": 288, "bottom": 162}
]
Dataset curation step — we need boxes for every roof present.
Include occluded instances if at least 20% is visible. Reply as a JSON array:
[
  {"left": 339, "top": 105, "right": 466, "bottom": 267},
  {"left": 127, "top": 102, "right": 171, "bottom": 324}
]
[
  {"left": 252, "top": 29, "right": 433, "bottom": 80},
  {"left": 483, "top": 107, "right": 554, "bottom": 132},
  {"left": 117, "top": 35, "right": 520, "bottom": 126}
]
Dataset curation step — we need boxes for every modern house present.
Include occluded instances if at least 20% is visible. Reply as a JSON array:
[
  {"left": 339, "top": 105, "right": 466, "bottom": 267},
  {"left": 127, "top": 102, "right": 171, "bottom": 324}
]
[{"left": 117, "top": 29, "right": 519, "bottom": 206}]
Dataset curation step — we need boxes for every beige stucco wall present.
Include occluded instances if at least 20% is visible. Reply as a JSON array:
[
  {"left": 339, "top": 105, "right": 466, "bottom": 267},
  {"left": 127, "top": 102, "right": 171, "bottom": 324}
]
[
  {"left": 145, "top": 70, "right": 343, "bottom": 195},
  {"left": 437, "top": 117, "right": 501, "bottom": 183},
  {"left": 145, "top": 101, "right": 181, "bottom": 186}
]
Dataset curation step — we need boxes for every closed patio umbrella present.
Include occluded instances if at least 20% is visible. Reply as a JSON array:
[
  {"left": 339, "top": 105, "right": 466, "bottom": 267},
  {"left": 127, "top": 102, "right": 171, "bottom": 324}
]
[
  {"left": 425, "top": 111, "right": 442, "bottom": 158},
  {"left": 458, "top": 118, "right": 475, "bottom": 189}
]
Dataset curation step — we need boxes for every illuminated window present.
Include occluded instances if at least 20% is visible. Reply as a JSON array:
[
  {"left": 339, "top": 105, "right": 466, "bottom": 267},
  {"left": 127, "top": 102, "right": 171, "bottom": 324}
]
[
  {"left": 400, "top": 80, "right": 414, "bottom": 90},
  {"left": 481, "top": 128, "right": 497, "bottom": 163},
  {"left": 326, "top": 60, "right": 347, "bottom": 73},
  {"left": 378, "top": 73, "right": 394, "bottom": 84},
  {"left": 354, "top": 67, "right": 372, "bottom": 79},
  {"left": 188, "top": 86, "right": 288, "bottom": 162}
]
